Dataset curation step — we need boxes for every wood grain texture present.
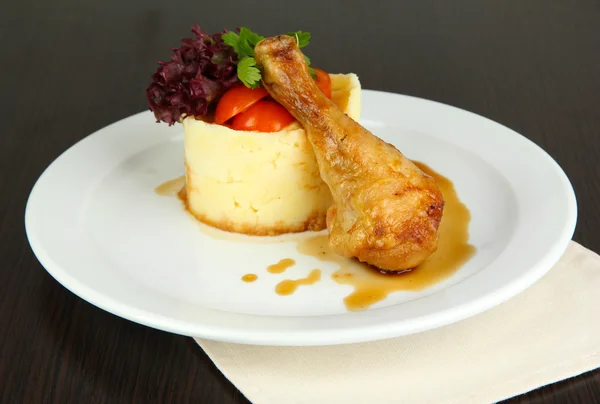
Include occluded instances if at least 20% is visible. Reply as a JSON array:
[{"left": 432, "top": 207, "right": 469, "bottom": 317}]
[{"left": 1, "top": 0, "right": 598, "bottom": 403}]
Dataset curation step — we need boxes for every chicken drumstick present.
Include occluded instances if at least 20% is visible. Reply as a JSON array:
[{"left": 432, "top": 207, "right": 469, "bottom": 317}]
[{"left": 255, "top": 36, "right": 444, "bottom": 271}]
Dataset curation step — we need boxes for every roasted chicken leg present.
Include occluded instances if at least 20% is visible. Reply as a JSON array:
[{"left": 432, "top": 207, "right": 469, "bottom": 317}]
[{"left": 255, "top": 36, "right": 444, "bottom": 271}]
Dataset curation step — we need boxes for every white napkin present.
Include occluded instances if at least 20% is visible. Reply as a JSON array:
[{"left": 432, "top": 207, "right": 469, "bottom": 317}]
[{"left": 194, "top": 241, "right": 600, "bottom": 404}]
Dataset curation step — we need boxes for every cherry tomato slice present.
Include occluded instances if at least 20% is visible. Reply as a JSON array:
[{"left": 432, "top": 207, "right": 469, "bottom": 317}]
[
  {"left": 231, "top": 100, "right": 296, "bottom": 132},
  {"left": 214, "top": 85, "right": 269, "bottom": 124},
  {"left": 313, "top": 67, "right": 332, "bottom": 99}
]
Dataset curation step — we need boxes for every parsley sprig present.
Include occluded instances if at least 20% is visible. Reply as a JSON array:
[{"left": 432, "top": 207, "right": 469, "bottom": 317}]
[{"left": 222, "top": 27, "right": 314, "bottom": 88}]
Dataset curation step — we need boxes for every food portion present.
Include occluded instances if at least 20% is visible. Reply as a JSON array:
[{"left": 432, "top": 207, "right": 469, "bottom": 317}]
[
  {"left": 148, "top": 26, "right": 445, "bottom": 271},
  {"left": 147, "top": 26, "right": 361, "bottom": 235},
  {"left": 254, "top": 36, "right": 444, "bottom": 270}
]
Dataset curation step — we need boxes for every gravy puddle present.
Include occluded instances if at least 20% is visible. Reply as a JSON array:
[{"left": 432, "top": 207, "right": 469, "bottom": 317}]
[
  {"left": 275, "top": 269, "right": 322, "bottom": 296},
  {"left": 296, "top": 162, "right": 475, "bottom": 311},
  {"left": 241, "top": 274, "right": 258, "bottom": 283},
  {"left": 267, "top": 258, "right": 296, "bottom": 274}
]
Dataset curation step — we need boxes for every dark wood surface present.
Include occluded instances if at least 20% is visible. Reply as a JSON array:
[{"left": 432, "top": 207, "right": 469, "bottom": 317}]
[{"left": 1, "top": 0, "right": 599, "bottom": 402}]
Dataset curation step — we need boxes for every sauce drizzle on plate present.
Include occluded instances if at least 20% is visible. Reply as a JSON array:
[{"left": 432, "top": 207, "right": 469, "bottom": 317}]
[
  {"left": 267, "top": 258, "right": 296, "bottom": 274},
  {"left": 275, "top": 269, "right": 322, "bottom": 295},
  {"left": 241, "top": 274, "right": 258, "bottom": 282}
]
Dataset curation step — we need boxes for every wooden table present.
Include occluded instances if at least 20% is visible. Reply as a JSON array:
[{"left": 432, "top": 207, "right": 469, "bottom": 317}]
[{"left": 2, "top": 0, "right": 599, "bottom": 402}]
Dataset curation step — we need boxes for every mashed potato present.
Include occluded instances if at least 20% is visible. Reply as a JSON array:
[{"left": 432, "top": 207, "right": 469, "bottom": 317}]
[{"left": 181, "top": 73, "right": 361, "bottom": 235}]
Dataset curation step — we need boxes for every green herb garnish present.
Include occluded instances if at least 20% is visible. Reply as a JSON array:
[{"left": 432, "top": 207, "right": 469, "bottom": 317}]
[
  {"left": 222, "top": 27, "right": 315, "bottom": 88},
  {"left": 236, "top": 57, "right": 262, "bottom": 88}
]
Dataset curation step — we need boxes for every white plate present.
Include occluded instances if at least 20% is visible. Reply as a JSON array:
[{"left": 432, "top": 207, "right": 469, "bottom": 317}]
[{"left": 25, "top": 90, "right": 577, "bottom": 346}]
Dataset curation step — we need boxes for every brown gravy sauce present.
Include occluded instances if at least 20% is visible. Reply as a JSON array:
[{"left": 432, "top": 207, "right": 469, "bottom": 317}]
[
  {"left": 241, "top": 274, "right": 258, "bottom": 282},
  {"left": 275, "top": 269, "right": 322, "bottom": 296},
  {"left": 296, "top": 162, "right": 475, "bottom": 311},
  {"left": 154, "top": 176, "right": 186, "bottom": 196},
  {"left": 267, "top": 258, "right": 296, "bottom": 274}
]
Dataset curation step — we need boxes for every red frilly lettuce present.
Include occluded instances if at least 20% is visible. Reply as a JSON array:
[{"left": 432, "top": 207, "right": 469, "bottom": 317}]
[{"left": 146, "top": 25, "right": 240, "bottom": 125}]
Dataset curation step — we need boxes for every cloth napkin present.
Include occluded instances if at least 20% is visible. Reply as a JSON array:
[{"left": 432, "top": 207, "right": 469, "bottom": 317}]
[{"left": 194, "top": 241, "right": 600, "bottom": 404}]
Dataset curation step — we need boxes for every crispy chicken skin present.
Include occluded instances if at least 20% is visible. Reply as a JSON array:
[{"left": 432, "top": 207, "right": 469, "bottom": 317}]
[{"left": 254, "top": 36, "right": 444, "bottom": 271}]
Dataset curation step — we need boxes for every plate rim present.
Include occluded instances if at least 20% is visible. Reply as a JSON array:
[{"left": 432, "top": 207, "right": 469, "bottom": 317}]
[{"left": 25, "top": 89, "right": 578, "bottom": 346}]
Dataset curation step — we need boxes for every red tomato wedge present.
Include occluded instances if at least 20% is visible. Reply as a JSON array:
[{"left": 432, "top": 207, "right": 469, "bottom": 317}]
[
  {"left": 231, "top": 100, "right": 295, "bottom": 132},
  {"left": 214, "top": 85, "right": 269, "bottom": 124},
  {"left": 313, "top": 68, "right": 332, "bottom": 99}
]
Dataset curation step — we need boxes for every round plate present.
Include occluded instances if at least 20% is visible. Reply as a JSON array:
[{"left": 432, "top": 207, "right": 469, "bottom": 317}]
[{"left": 25, "top": 90, "right": 577, "bottom": 346}]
